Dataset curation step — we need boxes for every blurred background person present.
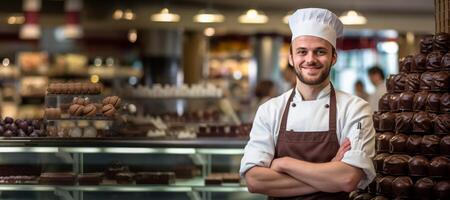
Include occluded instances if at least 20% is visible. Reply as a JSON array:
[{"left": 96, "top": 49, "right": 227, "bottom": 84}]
[
  {"left": 281, "top": 65, "right": 297, "bottom": 92},
  {"left": 368, "top": 66, "right": 386, "bottom": 111},
  {"left": 354, "top": 80, "right": 369, "bottom": 101},
  {"left": 249, "top": 80, "right": 277, "bottom": 121}
]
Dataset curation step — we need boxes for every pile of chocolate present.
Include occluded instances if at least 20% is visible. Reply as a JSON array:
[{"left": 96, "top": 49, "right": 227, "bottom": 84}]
[
  {"left": 0, "top": 117, "right": 45, "bottom": 137},
  {"left": 352, "top": 33, "right": 450, "bottom": 200}
]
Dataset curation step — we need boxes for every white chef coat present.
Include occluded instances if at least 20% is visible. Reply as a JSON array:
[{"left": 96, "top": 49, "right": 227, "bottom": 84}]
[{"left": 240, "top": 83, "right": 376, "bottom": 189}]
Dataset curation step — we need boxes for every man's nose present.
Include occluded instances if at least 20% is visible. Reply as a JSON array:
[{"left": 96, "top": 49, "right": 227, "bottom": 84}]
[{"left": 305, "top": 52, "right": 316, "bottom": 64}]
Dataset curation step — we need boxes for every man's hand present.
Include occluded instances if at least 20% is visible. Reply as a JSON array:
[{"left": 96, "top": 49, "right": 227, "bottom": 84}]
[
  {"left": 270, "top": 157, "right": 292, "bottom": 172},
  {"left": 332, "top": 138, "right": 351, "bottom": 162}
]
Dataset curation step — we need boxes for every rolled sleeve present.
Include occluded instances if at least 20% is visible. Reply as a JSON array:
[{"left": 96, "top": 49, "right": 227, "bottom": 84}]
[
  {"left": 239, "top": 103, "right": 276, "bottom": 177},
  {"left": 341, "top": 150, "right": 376, "bottom": 188},
  {"left": 340, "top": 97, "right": 376, "bottom": 188}
]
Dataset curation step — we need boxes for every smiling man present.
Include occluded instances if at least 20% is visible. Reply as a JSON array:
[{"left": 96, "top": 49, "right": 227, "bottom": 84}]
[{"left": 240, "top": 8, "right": 376, "bottom": 200}]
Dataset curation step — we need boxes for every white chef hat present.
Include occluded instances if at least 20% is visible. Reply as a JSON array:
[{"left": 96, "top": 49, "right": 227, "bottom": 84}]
[{"left": 288, "top": 8, "right": 343, "bottom": 49}]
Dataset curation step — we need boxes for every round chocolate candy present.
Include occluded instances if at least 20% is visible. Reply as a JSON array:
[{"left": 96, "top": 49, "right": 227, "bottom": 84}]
[{"left": 408, "top": 155, "right": 429, "bottom": 176}]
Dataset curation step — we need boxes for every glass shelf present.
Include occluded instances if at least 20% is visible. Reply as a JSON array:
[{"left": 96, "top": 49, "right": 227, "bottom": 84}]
[{"left": 0, "top": 177, "right": 247, "bottom": 193}]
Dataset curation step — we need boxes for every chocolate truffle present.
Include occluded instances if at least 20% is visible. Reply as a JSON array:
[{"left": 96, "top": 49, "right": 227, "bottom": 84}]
[
  {"left": 402, "top": 55, "right": 415, "bottom": 73},
  {"left": 429, "top": 156, "right": 450, "bottom": 177},
  {"left": 420, "top": 35, "right": 433, "bottom": 54},
  {"left": 414, "top": 177, "right": 435, "bottom": 199},
  {"left": 377, "top": 176, "right": 395, "bottom": 196},
  {"left": 394, "top": 73, "right": 407, "bottom": 92},
  {"left": 406, "top": 73, "right": 421, "bottom": 91},
  {"left": 408, "top": 155, "right": 429, "bottom": 176},
  {"left": 406, "top": 135, "right": 423, "bottom": 155},
  {"left": 420, "top": 72, "right": 435, "bottom": 91},
  {"left": 433, "top": 180, "right": 450, "bottom": 199},
  {"left": 421, "top": 135, "right": 441, "bottom": 156},
  {"left": 413, "top": 111, "right": 433, "bottom": 133},
  {"left": 383, "top": 154, "right": 410, "bottom": 175},
  {"left": 392, "top": 176, "right": 413, "bottom": 198},
  {"left": 433, "top": 32, "right": 450, "bottom": 53},
  {"left": 373, "top": 112, "right": 382, "bottom": 131},
  {"left": 414, "top": 53, "right": 428, "bottom": 72},
  {"left": 440, "top": 93, "right": 450, "bottom": 113},
  {"left": 441, "top": 135, "right": 450, "bottom": 156},
  {"left": 414, "top": 91, "right": 429, "bottom": 111},
  {"left": 398, "top": 91, "right": 415, "bottom": 111},
  {"left": 386, "top": 75, "right": 395, "bottom": 93},
  {"left": 389, "top": 133, "right": 408, "bottom": 153},
  {"left": 433, "top": 71, "right": 450, "bottom": 91},
  {"left": 389, "top": 93, "right": 400, "bottom": 112},
  {"left": 427, "top": 51, "right": 444, "bottom": 71},
  {"left": 374, "top": 153, "right": 390, "bottom": 172},
  {"left": 395, "top": 112, "right": 414, "bottom": 133},
  {"left": 379, "top": 93, "right": 391, "bottom": 112},
  {"left": 426, "top": 92, "right": 442, "bottom": 113},
  {"left": 380, "top": 112, "right": 396, "bottom": 131},
  {"left": 442, "top": 52, "right": 450, "bottom": 70},
  {"left": 368, "top": 175, "right": 382, "bottom": 194},
  {"left": 377, "top": 132, "right": 394, "bottom": 153},
  {"left": 434, "top": 114, "right": 450, "bottom": 134}
]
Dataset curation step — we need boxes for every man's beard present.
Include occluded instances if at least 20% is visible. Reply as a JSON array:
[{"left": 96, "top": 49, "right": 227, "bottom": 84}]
[{"left": 292, "top": 62, "right": 331, "bottom": 86}]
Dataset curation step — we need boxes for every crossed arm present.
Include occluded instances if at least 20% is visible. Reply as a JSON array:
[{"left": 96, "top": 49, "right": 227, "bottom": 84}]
[{"left": 244, "top": 138, "right": 363, "bottom": 197}]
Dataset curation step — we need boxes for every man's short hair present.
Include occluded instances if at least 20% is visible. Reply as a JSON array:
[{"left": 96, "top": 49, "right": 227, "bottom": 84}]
[{"left": 368, "top": 66, "right": 385, "bottom": 80}]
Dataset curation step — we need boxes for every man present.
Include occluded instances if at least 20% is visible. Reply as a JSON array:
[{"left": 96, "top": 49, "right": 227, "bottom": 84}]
[
  {"left": 240, "top": 8, "right": 376, "bottom": 199},
  {"left": 368, "top": 66, "right": 387, "bottom": 112}
]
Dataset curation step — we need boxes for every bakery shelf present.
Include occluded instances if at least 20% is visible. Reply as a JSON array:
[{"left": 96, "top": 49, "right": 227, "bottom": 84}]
[
  {"left": 46, "top": 116, "right": 114, "bottom": 121},
  {"left": 0, "top": 138, "right": 248, "bottom": 149},
  {"left": 0, "top": 184, "right": 249, "bottom": 193},
  {"left": 0, "top": 184, "right": 55, "bottom": 191},
  {"left": 45, "top": 94, "right": 103, "bottom": 98},
  {"left": 193, "top": 185, "right": 248, "bottom": 192}
]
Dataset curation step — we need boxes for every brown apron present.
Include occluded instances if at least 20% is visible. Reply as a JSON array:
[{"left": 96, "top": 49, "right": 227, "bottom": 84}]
[{"left": 269, "top": 85, "right": 349, "bottom": 200}]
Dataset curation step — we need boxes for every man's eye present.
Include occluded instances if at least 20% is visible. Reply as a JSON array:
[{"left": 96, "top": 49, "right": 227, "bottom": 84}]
[
  {"left": 317, "top": 50, "right": 327, "bottom": 55},
  {"left": 297, "top": 51, "right": 307, "bottom": 55}
]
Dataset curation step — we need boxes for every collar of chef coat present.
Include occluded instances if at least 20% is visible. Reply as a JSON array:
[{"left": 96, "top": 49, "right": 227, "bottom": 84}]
[{"left": 293, "top": 82, "right": 331, "bottom": 102}]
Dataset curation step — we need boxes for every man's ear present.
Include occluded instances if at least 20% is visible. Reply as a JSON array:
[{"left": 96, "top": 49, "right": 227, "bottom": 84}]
[
  {"left": 288, "top": 54, "right": 294, "bottom": 67},
  {"left": 331, "top": 52, "right": 337, "bottom": 66}
]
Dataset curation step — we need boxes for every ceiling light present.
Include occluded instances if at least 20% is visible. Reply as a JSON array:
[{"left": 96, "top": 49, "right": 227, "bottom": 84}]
[
  {"left": 282, "top": 12, "right": 292, "bottom": 24},
  {"left": 193, "top": 9, "right": 224, "bottom": 23},
  {"left": 123, "top": 9, "right": 135, "bottom": 21},
  {"left": 7, "top": 15, "right": 25, "bottom": 25},
  {"left": 151, "top": 8, "right": 180, "bottom": 22},
  {"left": 339, "top": 10, "right": 367, "bottom": 25},
  {"left": 113, "top": 9, "right": 123, "bottom": 20},
  {"left": 238, "top": 9, "right": 268, "bottom": 24},
  {"left": 128, "top": 29, "right": 137, "bottom": 43},
  {"left": 204, "top": 27, "right": 215, "bottom": 37}
]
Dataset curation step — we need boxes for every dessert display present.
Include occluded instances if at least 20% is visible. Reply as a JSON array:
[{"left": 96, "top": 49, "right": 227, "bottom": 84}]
[{"left": 361, "top": 33, "right": 450, "bottom": 199}]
